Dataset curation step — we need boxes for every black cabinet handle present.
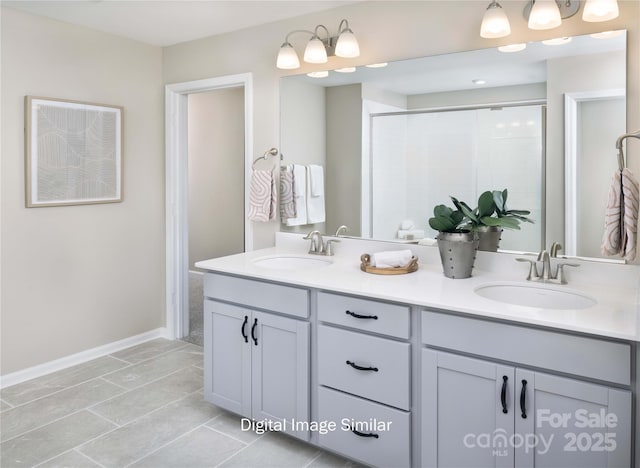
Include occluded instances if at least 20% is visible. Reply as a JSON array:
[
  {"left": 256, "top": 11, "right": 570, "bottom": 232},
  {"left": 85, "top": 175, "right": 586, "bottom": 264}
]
[
  {"left": 351, "top": 427, "right": 379, "bottom": 439},
  {"left": 345, "top": 310, "right": 378, "bottom": 320},
  {"left": 251, "top": 318, "right": 258, "bottom": 346},
  {"left": 346, "top": 360, "right": 378, "bottom": 372},
  {"left": 520, "top": 379, "right": 528, "bottom": 419},
  {"left": 500, "top": 375, "right": 508, "bottom": 414},
  {"left": 241, "top": 315, "right": 248, "bottom": 343}
]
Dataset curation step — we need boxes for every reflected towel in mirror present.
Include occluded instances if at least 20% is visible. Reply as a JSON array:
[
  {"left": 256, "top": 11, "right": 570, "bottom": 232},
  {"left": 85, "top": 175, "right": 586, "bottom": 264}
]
[
  {"left": 279, "top": 165, "right": 297, "bottom": 219},
  {"left": 285, "top": 164, "right": 307, "bottom": 226},
  {"left": 306, "top": 164, "right": 325, "bottom": 224}
]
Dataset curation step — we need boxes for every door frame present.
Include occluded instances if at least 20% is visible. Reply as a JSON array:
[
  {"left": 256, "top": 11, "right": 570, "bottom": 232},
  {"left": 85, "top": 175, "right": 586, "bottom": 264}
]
[{"left": 165, "top": 73, "right": 253, "bottom": 339}]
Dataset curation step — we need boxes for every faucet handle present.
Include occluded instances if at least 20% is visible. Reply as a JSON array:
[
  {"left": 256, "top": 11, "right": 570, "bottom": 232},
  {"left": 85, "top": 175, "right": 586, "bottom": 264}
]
[
  {"left": 325, "top": 239, "right": 341, "bottom": 256},
  {"left": 555, "top": 262, "right": 579, "bottom": 285},
  {"left": 516, "top": 258, "right": 540, "bottom": 281}
]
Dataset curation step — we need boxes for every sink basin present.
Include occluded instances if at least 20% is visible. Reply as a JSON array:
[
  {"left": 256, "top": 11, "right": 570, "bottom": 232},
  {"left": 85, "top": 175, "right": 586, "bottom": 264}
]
[
  {"left": 252, "top": 255, "right": 333, "bottom": 270},
  {"left": 474, "top": 282, "right": 597, "bottom": 310}
]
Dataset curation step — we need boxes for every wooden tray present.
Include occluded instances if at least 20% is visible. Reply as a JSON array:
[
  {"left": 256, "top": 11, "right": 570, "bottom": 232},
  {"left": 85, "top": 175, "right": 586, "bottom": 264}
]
[{"left": 360, "top": 253, "right": 419, "bottom": 275}]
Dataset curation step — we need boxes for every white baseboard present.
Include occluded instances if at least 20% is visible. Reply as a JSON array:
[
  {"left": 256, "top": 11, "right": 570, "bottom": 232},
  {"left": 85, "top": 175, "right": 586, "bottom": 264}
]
[{"left": 0, "top": 327, "right": 170, "bottom": 389}]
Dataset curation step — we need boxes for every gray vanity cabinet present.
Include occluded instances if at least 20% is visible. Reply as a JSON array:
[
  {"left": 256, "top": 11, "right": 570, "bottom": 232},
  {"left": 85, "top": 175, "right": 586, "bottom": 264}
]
[
  {"left": 203, "top": 273, "right": 310, "bottom": 441},
  {"left": 422, "top": 350, "right": 631, "bottom": 468},
  {"left": 421, "top": 310, "right": 632, "bottom": 468}
]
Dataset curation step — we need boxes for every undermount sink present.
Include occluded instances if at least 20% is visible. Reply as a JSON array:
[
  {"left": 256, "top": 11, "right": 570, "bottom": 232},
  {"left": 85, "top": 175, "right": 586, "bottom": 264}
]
[
  {"left": 474, "top": 282, "right": 597, "bottom": 310},
  {"left": 251, "top": 254, "right": 333, "bottom": 270}
]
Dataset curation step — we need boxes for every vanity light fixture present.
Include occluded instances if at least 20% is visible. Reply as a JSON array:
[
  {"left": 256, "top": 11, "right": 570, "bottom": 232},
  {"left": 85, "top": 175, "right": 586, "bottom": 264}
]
[
  {"left": 590, "top": 29, "right": 624, "bottom": 39},
  {"left": 276, "top": 19, "right": 360, "bottom": 70},
  {"left": 335, "top": 67, "right": 357, "bottom": 73},
  {"left": 542, "top": 36, "right": 573, "bottom": 45},
  {"left": 480, "top": 0, "right": 511, "bottom": 38},
  {"left": 307, "top": 71, "right": 329, "bottom": 78},
  {"left": 365, "top": 62, "right": 388, "bottom": 68},
  {"left": 480, "top": 0, "right": 620, "bottom": 39}
]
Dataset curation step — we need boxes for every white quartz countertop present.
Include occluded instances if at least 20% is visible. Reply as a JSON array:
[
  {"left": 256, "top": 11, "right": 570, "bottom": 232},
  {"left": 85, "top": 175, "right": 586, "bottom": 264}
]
[{"left": 195, "top": 235, "right": 640, "bottom": 342}]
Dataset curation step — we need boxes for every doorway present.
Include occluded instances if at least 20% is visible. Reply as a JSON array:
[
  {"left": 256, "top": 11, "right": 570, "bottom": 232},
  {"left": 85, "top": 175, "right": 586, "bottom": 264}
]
[{"left": 165, "top": 74, "right": 253, "bottom": 341}]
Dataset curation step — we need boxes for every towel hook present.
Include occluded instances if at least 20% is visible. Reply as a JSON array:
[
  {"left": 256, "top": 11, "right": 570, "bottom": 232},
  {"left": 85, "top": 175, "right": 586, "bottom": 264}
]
[
  {"left": 615, "top": 130, "right": 640, "bottom": 171},
  {"left": 252, "top": 147, "right": 280, "bottom": 168}
]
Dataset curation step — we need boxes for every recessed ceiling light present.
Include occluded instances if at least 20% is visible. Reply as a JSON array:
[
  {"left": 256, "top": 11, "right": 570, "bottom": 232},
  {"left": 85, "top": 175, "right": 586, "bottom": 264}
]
[
  {"left": 472, "top": 79, "right": 487, "bottom": 85},
  {"left": 542, "top": 37, "right": 572, "bottom": 45},
  {"left": 498, "top": 43, "right": 527, "bottom": 53},
  {"left": 307, "top": 71, "right": 329, "bottom": 78},
  {"left": 335, "top": 67, "right": 356, "bottom": 73},
  {"left": 590, "top": 30, "right": 624, "bottom": 39},
  {"left": 365, "top": 63, "right": 388, "bottom": 68}
]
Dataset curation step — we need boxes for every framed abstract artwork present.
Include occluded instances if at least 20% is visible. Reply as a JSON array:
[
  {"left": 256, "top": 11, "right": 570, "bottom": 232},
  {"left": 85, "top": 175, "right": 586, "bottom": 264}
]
[{"left": 25, "top": 96, "right": 123, "bottom": 207}]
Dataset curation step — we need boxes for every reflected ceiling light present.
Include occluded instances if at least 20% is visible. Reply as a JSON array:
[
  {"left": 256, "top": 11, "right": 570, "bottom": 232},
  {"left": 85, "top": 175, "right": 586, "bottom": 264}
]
[
  {"left": 307, "top": 71, "right": 329, "bottom": 78},
  {"left": 335, "top": 67, "right": 357, "bottom": 73},
  {"left": 472, "top": 79, "right": 487, "bottom": 85},
  {"left": 480, "top": 1, "right": 511, "bottom": 38},
  {"left": 528, "top": 0, "right": 562, "bottom": 29},
  {"left": 542, "top": 36, "right": 573, "bottom": 45},
  {"left": 583, "top": 0, "right": 619, "bottom": 22},
  {"left": 498, "top": 43, "right": 527, "bottom": 52},
  {"left": 276, "top": 19, "right": 360, "bottom": 70},
  {"left": 590, "top": 29, "right": 624, "bottom": 39},
  {"left": 366, "top": 62, "right": 388, "bottom": 68}
]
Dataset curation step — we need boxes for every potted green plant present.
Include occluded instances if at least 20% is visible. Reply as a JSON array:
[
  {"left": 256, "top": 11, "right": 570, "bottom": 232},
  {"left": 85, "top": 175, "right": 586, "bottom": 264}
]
[
  {"left": 428, "top": 204, "right": 479, "bottom": 279},
  {"left": 451, "top": 189, "right": 533, "bottom": 252}
]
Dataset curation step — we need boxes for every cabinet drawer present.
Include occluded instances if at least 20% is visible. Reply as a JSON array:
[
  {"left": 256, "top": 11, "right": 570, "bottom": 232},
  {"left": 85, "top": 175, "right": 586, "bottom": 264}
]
[
  {"left": 203, "top": 273, "right": 309, "bottom": 318},
  {"left": 318, "top": 325, "right": 410, "bottom": 410},
  {"left": 317, "top": 292, "right": 410, "bottom": 339},
  {"left": 317, "top": 386, "right": 410, "bottom": 468},
  {"left": 422, "top": 310, "right": 631, "bottom": 386}
]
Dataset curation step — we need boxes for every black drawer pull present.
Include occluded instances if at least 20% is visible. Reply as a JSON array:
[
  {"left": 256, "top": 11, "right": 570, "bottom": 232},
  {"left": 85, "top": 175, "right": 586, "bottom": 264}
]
[
  {"left": 251, "top": 318, "right": 258, "bottom": 346},
  {"left": 241, "top": 315, "right": 248, "bottom": 343},
  {"left": 520, "top": 379, "right": 528, "bottom": 419},
  {"left": 345, "top": 310, "right": 378, "bottom": 320},
  {"left": 346, "top": 360, "right": 378, "bottom": 372},
  {"left": 351, "top": 427, "right": 379, "bottom": 439},
  {"left": 500, "top": 375, "right": 508, "bottom": 414}
]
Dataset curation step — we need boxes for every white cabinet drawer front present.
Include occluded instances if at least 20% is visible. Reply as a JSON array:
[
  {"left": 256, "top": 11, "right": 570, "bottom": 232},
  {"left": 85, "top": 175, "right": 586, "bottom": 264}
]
[
  {"left": 318, "top": 325, "right": 410, "bottom": 410},
  {"left": 317, "top": 292, "right": 410, "bottom": 339},
  {"left": 204, "top": 273, "right": 309, "bottom": 318},
  {"left": 317, "top": 386, "right": 410, "bottom": 468},
  {"left": 422, "top": 310, "right": 631, "bottom": 386}
]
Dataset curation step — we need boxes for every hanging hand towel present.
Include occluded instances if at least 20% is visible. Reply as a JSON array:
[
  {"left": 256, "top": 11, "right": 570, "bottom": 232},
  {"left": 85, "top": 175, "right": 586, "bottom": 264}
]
[
  {"left": 279, "top": 165, "right": 297, "bottom": 219},
  {"left": 248, "top": 169, "right": 276, "bottom": 222},
  {"left": 306, "top": 164, "right": 325, "bottom": 224},
  {"left": 601, "top": 167, "right": 639, "bottom": 260},
  {"left": 285, "top": 165, "right": 308, "bottom": 226}
]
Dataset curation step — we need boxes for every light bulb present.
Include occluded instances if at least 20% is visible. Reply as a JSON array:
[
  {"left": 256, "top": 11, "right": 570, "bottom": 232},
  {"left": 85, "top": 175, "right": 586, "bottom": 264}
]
[
  {"left": 335, "top": 29, "right": 360, "bottom": 58},
  {"left": 276, "top": 42, "right": 300, "bottom": 70},
  {"left": 480, "top": 1, "right": 511, "bottom": 39},
  {"left": 303, "top": 36, "right": 328, "bottom": 64},
  {"left": 528, "top": 0, "right": 562, "bottom": 30},
  {"left": 582, "top": 0, "right": 619, "bottom": 22}
]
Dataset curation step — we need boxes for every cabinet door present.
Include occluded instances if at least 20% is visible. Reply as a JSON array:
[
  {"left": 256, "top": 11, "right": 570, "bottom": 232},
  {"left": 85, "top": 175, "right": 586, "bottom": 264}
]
[
  {"left": 204, "top": 300, "right": 251, "bottom": 418},
  {"left": 515, "top": 370, "right": 631, "bottom": 468},
  {"left": 422, "top": 350, "right": 515, "bottom": 468},
  {"left": 251, "top": 310, "right": 310, "bottom": 440}
]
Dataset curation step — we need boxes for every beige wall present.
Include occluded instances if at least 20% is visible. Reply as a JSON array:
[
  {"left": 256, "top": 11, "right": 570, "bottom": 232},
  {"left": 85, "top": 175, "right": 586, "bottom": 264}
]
[
  {"left": 1, "top": 8, "right": 164, "bottom": 374},
  {"left": 188, "top": 88, "right": 245, "bottom": 270},
  {"left": 163, "top": 0, "right": 640, "bottom": 250}
]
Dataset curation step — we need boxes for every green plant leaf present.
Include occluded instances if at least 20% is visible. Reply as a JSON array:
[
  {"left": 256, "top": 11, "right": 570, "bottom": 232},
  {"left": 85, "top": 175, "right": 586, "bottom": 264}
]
[
  {"left": 429, "top": 215, "right": 454, "bottom": 232},
  {"left": 498, "top": 217, "right": 521, "bottom": 230},
  {"left": 477, "top": 191, "right": 495, "bottom": 217},
  {"left": 493, "top": 190, "right": 505, "bottom": 212}
]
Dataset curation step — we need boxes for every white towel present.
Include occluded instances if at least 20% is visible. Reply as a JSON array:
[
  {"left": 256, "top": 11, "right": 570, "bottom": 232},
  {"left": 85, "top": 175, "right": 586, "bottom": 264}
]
[
  {"left": 601, "top": 168, "right": 639, "bottom": 261},
  {"left": 248, "top": 169, "right": 276, "bottom": 222},
  {"left": 279, "top": 165, "right": 296, "bottom": 219},
  {"left": 285, "top": 165, "right": 308, "bottom": 226},
  {"left": 370, "top": 249, "right": 413, "bottom": 268},
  {"left": 306, "top": 165, "right": 325, "bottom": 224}
]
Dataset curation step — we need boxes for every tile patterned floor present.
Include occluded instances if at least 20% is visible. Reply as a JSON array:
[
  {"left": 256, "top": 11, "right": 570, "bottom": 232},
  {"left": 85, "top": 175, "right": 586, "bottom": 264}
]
[{"left": 0, "top": 339, "right": 361, "bottom": 468}]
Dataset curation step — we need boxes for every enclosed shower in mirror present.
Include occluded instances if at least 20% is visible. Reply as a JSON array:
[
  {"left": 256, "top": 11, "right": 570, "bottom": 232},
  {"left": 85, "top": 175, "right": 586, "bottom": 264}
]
[{"left": 367, "top": 104, "right": 545, "bottom": 252}]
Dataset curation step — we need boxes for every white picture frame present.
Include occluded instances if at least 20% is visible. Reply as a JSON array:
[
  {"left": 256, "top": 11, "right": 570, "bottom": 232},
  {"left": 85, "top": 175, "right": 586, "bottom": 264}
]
[{"left": 25, "top": 96, "right": 124, "bottom": 207}]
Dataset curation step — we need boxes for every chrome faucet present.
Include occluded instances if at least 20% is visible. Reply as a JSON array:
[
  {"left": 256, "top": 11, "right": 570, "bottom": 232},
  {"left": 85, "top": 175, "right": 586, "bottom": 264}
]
[
  {"left": 335, "top": 225, "right": 349, "bottom": 237},
  {"left": 516, "top": 245, "right": 579, "bottom": 285},
  {"left": 303, "top": 230, "right": 339, "bottom": 256}
]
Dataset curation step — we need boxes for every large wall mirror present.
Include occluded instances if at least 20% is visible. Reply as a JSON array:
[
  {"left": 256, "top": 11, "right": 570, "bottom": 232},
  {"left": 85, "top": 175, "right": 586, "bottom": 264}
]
[{"left": 280, "top": 30, "right": 626, "bottom": 260}]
